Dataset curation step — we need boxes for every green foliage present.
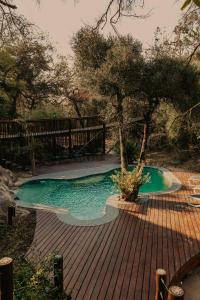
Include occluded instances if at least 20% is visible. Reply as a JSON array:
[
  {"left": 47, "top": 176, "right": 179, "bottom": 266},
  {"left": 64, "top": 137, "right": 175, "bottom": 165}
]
[
  {"left": 72, "top": 26, "right": 113, "bottom": 71},
  {"left": 72, "top": 28, "right": 142, "bottom": 97},
  {"left": 151, "top": 11, "right": 200, "bottom": 61},
  {"left": 181, "top": 0, "right": 200, "bottom": 10},
  {"left": 112, "top": 165, "right": 150, "bottom": 202},
  {"left": 140, "top": 56, "right": 200, "bottom": 107},
  {"left": 0, "top": 34, "right": 71, "bottom": 119},
  {"left": 155, "top": 102, "right": 200, "bottom": 149},
  {"left": 96, "top": 39, "right": 143, "bottom": 97},
  {"left": 23, "top": 103, "right": 67, "bottom": 120},
  {"left": 14, "top": 256, "right": 70, "bottom": 300}
]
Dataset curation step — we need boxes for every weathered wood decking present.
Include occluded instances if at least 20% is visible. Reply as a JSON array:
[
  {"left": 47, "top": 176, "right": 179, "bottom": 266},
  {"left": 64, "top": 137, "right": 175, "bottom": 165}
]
[{"left": 28, "top": 169, "right": 200, "bottom": 299}]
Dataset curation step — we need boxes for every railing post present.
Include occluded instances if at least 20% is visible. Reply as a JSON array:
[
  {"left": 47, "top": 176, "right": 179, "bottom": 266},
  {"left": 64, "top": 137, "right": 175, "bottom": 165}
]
[
  {"left": 0, "top": 257, "right": 13, "bottom": 300},
  {"left": 155, "top": 269, "right": 167, "bottom": 300},
  {"left": 102, "top": 123, "right": 106, "bottom": 155},
  {"left": 54, "top": 255, "right": 63, "bottom": 294},
  {"left": 68, "top": 119, "right": 72, "bottom": 158},
  {"left": 7, "top": 206, "right": 15, "bottom": 226},
  {"left": 167, "top": 286, "right": 184, "bottom": 300},
  {"left": 0, "top": 272, "right": 2, "bottom": 299}
]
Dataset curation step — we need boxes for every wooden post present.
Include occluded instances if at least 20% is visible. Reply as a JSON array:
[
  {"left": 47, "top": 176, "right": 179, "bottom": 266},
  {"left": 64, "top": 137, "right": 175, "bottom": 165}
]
[
  {"left": 167, "top": 286, "right": 184, "bottom": 300},
  {"left": 102, "top": 123, "right": 106, "bottom": 155},
  {"left": 0, "top": 272, "right": 2, "bottom": 300},
  {"left": 0, "top": 257, "right": 13, "bottom": 300},
  {"left": 7, "top": 206, "right": 15, "bottom": 226},
  {"left": 54, "top": 255, "right": 63, "bottom": 294},
  {"left": 155, "top": 269, "right": 167, "bottom": 300}
]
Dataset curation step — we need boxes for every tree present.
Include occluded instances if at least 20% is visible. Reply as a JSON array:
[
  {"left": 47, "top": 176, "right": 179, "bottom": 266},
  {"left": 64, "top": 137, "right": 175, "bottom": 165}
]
[
  {"left": 72, "top": 27, "right": 142, "bottom": 171},
  {"left": 136, "top": 56, "right": 200, "bottom": 163},
  {"left": 0, "top": 33, "right": 72, "bottom": 119},
  {"left": 181, "top": 0, "right": 200, "bottom": 10},
  {"left": 150, "top": 10, "right": 200, "bottom": 64},
  {"left": 0, "top": 37, "right": 54, "bottom": 118}
]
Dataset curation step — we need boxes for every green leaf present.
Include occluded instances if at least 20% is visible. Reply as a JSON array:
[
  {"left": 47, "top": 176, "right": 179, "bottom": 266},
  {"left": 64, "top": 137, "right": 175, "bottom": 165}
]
[
  {"left": 181, "top": 0, "right": 192, "bottom": 10},
  {"left": 193, "top": 0, "right": 200, "bottom": 7}
]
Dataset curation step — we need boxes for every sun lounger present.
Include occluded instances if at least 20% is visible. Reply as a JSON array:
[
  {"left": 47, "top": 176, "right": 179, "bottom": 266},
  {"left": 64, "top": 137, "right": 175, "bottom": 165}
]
[{"left": 187, "top": 194, "right": 200, "bottom": 208}]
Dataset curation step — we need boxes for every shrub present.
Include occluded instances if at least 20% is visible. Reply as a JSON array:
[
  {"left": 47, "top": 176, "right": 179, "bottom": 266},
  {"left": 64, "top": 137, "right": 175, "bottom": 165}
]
[
  {"left": 23, "top": 103, "right": 67, "bottom": 120},
  {"left": 112, "top": 164, "right": 150, "bottom": 202},
  {"left": 14, "top": 256, "right": 71, "bottom": 300}
]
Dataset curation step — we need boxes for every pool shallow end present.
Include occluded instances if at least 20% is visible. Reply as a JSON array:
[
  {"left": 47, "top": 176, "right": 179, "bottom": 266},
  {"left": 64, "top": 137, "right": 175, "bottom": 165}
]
[{"left": 57, "top": 202, "right": 119, "bottom": 226}]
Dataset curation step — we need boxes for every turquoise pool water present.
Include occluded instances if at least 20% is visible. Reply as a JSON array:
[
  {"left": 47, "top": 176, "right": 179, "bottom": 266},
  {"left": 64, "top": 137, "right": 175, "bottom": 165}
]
[{"left": 17, "top": 167, "right": 169, "bottom": 220}]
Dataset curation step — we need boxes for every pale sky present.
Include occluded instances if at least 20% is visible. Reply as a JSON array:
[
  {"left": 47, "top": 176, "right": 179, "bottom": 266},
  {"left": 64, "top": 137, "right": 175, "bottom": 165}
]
[{"left": 15, "top": 0, "right": 182, "bottom": 59}]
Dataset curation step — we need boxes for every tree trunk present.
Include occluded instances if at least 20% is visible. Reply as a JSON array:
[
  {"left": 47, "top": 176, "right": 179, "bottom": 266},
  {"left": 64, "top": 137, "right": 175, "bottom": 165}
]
[
  {"left": 69, "top": 98, "right": 84, "bottom": 125},
  {"left": 117, "top": 94, "right": 128, "bottom": 172},
  {"left": 138, "top": 100, "right": 158, "bottom": 165},
  {"left": 30, "top": 146, "right": 36, "bottom": 176},
  {"left": 9, "top": 92, "right": 19, "bottom": 118},
  {"left": 119, "top": 126, "right": 128, "bottom": 171},
  {"left": 138, "top": 120, "right": 149, "bottom": 164}
]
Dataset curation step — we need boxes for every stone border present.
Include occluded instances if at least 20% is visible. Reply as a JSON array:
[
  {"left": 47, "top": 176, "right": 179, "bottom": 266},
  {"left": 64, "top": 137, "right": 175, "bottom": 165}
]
[
  {"left": 16, "top": 200, "right": 69, "bottom": 214},
  {"left": 15, "top": 164, "right": 181, "bottom": 227}
]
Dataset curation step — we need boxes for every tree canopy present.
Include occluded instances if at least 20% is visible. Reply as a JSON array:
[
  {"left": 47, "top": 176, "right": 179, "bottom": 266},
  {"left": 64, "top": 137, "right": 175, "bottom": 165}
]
[{"left": 0, "top": 33, "right": 71, "bottom": 118}]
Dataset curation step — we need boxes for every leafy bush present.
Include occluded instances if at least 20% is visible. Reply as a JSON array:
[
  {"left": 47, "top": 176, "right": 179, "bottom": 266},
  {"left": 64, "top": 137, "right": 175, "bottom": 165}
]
[
  {"left": 14, "top": 256, "right": 71, "bottom": 300},
  {"left": 155, "top": 102, "right": 199, "bottom": 150},
  {"left": 23, "top": 103, "right": 67, "bottom": 120},
  {"left": 112, "top": 164, "right": 150, "bottom": 202}
]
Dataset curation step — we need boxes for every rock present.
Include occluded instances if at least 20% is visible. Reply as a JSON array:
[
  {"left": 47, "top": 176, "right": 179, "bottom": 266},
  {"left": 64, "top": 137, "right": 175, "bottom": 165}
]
[
  {"left": 0, "top": 183, "right": 15, "bottom": 217},
  {"left": 0, "top": 166, "right": 17, "bottom": 218},
  {"left": 0, "top": 165, "right": 17, "bottom": 188}
]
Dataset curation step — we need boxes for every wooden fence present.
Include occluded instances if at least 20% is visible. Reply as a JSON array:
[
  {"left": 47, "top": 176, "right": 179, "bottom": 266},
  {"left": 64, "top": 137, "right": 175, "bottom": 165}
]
[
  {"left": 0, "top": 116, "right": 143, "bottom": 170},
  {"left": 0, "top": 116, "right": 106, "bottom": 169}
]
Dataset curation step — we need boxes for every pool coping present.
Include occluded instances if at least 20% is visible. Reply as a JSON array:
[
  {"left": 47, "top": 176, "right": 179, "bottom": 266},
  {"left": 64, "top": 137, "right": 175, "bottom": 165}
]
[{"left": 15, "top": 164, "right": 181, "bottom": 226}]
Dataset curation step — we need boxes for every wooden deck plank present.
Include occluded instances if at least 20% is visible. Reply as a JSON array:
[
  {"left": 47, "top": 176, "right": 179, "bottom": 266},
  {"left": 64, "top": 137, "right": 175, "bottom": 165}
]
[
  {"left": 99, "top": 205, "right": 134, "bottom": 300},
  {"left": 72, "top": 219, "right": 117, "bottom": 299},
  {"left": 148, "top": 196, "right": 160, "bottom": 300},
  {"left": 64, "top": 226, "right": 104, "bottom": 295},
  {"left": 77, "top": 210, "right": 124, "bottom": 300},
  {"left": 119, "top": 205, "right": 148, "bottom": 300},
  {"left": 134, "top": 202, "right": 151, "bottom": 300},
  {"left": 109, "top": 205, "right": 139, "bottom": 300},
  {"left": 27, "top": 169, "right": 200, "bottom": 300},
  {"left": 88, "top": 208, "right": 129, "bottom": 300},
  {"left": 141, "top": 196, "right": 156, "bottom": 300}
]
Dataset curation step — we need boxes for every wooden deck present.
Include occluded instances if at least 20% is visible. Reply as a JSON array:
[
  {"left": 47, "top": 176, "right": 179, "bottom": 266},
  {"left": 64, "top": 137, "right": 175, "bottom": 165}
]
[{"left": 28, "top": 168, "right": 200, "bottom": 300}]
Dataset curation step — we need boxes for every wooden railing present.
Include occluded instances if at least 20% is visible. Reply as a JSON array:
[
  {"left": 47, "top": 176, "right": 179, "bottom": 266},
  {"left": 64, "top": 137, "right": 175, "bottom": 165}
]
[
  {"left": 0, "top": 116, "right": 105, "bottom": 169},
  {"left": 155, "top": 269, "right": 184, "bottom": 300},
  {"left": 0, "top": 116, "right": 143, "bottom": 170},
  {"left": 0, "top": 116, "right": 102, "bottom": 138}
]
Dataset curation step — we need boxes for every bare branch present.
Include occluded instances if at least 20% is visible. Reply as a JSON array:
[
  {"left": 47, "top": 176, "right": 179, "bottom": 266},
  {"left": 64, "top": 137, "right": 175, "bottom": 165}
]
[
  {"left": 186, "top": 41, "right": 200, "bottom": 64},
  {"left": 95, "top": 0, "right": 148, "bottom": 30},
  {"left": 0, "top": 1, "right": 17, "bottom": 10}
]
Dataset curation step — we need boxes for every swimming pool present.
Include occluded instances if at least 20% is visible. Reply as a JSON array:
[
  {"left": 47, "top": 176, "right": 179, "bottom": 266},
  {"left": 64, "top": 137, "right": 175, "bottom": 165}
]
[{"left": 16, "top": 166, "right": 173, "bottom": 221}]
